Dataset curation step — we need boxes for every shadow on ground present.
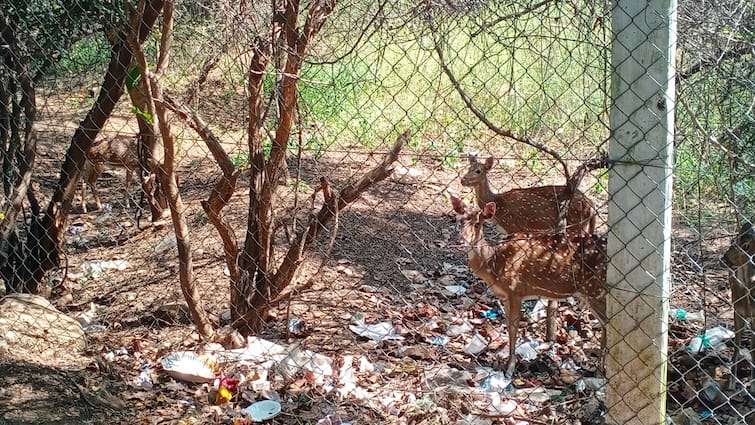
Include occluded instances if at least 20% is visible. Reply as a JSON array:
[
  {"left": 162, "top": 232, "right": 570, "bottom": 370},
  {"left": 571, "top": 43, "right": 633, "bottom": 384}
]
[{"left": 0, "top": 361, "right": 128, "bottom": 425}]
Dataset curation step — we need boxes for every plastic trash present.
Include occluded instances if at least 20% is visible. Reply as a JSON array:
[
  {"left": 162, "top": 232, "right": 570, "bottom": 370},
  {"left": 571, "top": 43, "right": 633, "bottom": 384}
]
[
  {"left": 161, "top": 351, "right": 216, "bottom": 383},
  {"left": 136, "top": 364, "right": 153, "bottom": 390},
  {"left": 443, "top": 285, "right": 467, "bottom": 296},
  {"left": 317, "top": 414, "right": 351, "bottom": 425},
  {"left": 288, "top": 317, "right": 307, "bottom": 336},
  {"left": 244, "top": 400, "right": 282, "bottom": 422},
  {"left": 687, "top": 326, "right": 735, "bottom": 353},
  {"left": 669, "top": 308, "right": 705, "bottom": 322},
  {"left": 392, "top": 165, "right": 423, "bottom": 184},
  {"left": 464, "top": 333, "right": 488, "bottom": 355},
  {"left": 81, "top": 259, "right": 129, "bottom": 277},
  {"left": 479, "top": 371, "right": 512, "bottom": 393},
  {"left": 213, "top": 376, "right": 239, "bottom": 404},
  {"left": 481, "top": 309, "right": 500, "bottom": 319},
  {"left": 67, "top": 224, "right": 86, "bottom": 235},
  {"left": 425, "top": 335, "right": 450, "bottom": 346},
  {"left": 277, "top": 344, "right": 334, "bottom": 385},
  {"left": 349, "top": 321, "right": 404, "bottom": 341},
  {"left": 446, "top": 321, "right": 474, "bottom": 337},
  {"left": 154, "top": 233, "right": 177, "bottom": 254},
  {"left": 525, "top": 299, "right": 549, "bottom": 320},
  {"left": 515, "top": 340, "right": 539, "bottom": 361},
  {"left": 576, "top": 377, "right": 605, "bottom": 393}
]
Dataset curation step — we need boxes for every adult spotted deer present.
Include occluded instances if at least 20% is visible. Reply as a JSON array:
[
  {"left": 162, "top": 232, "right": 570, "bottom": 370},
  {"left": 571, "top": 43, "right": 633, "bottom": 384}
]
[
  {"left": 460, "top": 155, "right": 598, "bottom": 234},
  {"left": 79, "top": 134, "right": 139, "bottom": 213},
  {"left": 722, "top": 222, "right": 755, "bottom": 393},
  {"left": 461, "top": 154, "right": 601, "bottom": 340},
  {"left": 451, "top": 195, "right": 607, "bottom": 376}
]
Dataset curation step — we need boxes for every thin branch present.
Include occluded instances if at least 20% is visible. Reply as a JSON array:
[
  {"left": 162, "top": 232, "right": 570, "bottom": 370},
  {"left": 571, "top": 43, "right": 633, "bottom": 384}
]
[
  {"left": 678, "top": 95, "right": 755, "bottom": 172},
  {"left": 429, "top": 22, "right": 570, "bottom": 182},
  {"left": 677, "top": 45, "right": 754, "bottom": 80},
  {"left": 470, "top": 0, "right": 558, "bottom": 38},
  {"left": 161, "top": 95, "right": 235, "bottom": 176},
  {"left": 271, "top": 130, "right": 408, "bottom": 300},
  {"left": 307, "top": 0, "right": 387, "bottom": 66}
]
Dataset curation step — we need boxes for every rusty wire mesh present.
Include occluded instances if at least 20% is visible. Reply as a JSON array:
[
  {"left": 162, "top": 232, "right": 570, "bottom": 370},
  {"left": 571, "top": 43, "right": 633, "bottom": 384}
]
[{"left": 0, "top": 0, "right": 753, "bottom": 424}]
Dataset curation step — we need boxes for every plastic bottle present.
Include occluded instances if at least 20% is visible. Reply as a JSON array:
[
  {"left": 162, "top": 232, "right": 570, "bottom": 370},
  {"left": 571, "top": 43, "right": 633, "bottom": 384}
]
[
  {"left": 669, "top": 308, "right": 705, "bottom": 322},
  {"left": 687, "top": 326, "right": 735, "bottom": 353}
]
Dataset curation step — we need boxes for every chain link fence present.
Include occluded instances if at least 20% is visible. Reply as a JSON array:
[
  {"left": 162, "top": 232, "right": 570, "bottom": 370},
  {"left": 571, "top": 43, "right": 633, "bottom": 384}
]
[{"left": 0, "top": 0, "right": 753, "bottom": 424}]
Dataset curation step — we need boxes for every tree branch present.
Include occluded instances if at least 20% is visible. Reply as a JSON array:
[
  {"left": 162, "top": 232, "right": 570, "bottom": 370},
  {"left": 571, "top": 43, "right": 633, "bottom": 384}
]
[{"left": 428, "top": 22, "right": 571, "bottom": 182}]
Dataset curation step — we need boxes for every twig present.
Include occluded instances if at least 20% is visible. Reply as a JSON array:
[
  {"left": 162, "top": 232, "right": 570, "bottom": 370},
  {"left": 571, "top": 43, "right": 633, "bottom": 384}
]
[
  {"left": 470, "top": 0, "right": 558, "bottom": 38},
  {"left": 429, "top": 23, "right": 571, "bottom": 182}
]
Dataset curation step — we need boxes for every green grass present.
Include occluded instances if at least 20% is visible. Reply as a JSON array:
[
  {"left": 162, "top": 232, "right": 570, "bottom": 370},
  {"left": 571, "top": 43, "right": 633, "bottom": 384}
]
[
  {"left": 42, "top": 1, "right": 752, "bottom": 226},
  {"left": 291, "top": 6, "right": 609, "bottom": 167}
]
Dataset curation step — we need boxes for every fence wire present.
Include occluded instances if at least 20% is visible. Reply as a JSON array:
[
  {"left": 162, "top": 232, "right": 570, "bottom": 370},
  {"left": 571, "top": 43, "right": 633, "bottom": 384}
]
[{"left": 0, "top": 0, "right": 753, "bottom": 424}]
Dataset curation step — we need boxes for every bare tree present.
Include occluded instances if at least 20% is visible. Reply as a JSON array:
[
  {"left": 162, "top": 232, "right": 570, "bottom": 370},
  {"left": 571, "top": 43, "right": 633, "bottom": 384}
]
[{"left": 159, "top": 1, "right": 408, "bottom": 336}]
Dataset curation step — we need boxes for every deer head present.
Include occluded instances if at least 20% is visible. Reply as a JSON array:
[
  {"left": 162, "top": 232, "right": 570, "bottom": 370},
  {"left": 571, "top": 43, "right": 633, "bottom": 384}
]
[
  {"left": 460, "top": 154, "right": 495, "bottom": 187},
  {"left": 723, "top": 222, "right": 755, "bottom": 270},
  {"left": 451, "top": 195, "right": 495, "bottom": 247}
]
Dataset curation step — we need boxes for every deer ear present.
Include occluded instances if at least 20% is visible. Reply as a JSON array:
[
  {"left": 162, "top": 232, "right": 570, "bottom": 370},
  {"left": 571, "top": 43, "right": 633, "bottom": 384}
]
[
  {"left": 484, "top": 157, "right": 495, "bottom": 170},
  {"left": 484, "top": 202, "right": 496, "bottom": 217}
]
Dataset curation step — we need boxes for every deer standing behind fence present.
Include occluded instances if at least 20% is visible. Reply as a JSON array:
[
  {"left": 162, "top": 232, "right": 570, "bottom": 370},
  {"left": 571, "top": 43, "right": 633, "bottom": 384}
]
[
  {"left": 722, "top": 222, "right": 755, "bottom": 394},
  {"left": 460, "top": 155, "right": 597, "bottom": 235},
  {"left": 461, "top": 154, "right": 600, "bottom": 341},
  {"left": 450, "top": 195, "right": 607, "bottom": 377},
  {"left": 79, "top": 134, "right": 139, "bottom": 213}
]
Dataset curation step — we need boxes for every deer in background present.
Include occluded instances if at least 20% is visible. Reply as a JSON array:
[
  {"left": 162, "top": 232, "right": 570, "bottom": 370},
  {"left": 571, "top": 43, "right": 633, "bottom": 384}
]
[
  {"left": 460, "top": 155, "right": 598, "bottom": 234},
  {"left": 451, "top": 195, "right": 607, "bottom": 376},
  {"left": 79, "top": 134, "right": 140, "bottom": 213},
  {"left": 722, "top": 222, "right": 755, "bottom": 394}
]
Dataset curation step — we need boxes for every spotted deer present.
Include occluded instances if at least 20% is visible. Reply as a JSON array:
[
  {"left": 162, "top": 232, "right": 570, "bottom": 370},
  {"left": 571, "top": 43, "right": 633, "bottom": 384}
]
[
  {"left": 722, "top": 222, "right": 755, "bottom": 394},
  {"left": 461, "top": 154, "right": 601, "bottom": 341},
  {"left": 79, "top": 135, "right": 139, "bottom": 213},
  {"left": 451, "top": 195, "right": 607, "bottom": 376},
  {"left": 461, "top": 155, "right": 598, "bottom": 234}
]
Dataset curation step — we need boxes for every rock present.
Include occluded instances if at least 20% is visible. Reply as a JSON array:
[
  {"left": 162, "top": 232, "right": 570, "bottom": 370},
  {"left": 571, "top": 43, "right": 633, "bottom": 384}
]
[
  {"left": 0, "top": 293, "right": 86, "bottom": 365},
  {"left": 152, "top": 302, "right": 192, "bottom": 325}
]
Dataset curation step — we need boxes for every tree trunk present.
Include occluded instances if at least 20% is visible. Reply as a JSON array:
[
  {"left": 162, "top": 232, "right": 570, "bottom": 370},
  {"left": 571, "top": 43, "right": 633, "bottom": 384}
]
[
  {"left": 235, "top": 0, "right": 337, "bottom": 335},
  {"left": 22, "top": 0, "right": 165, "bottom": 293}
]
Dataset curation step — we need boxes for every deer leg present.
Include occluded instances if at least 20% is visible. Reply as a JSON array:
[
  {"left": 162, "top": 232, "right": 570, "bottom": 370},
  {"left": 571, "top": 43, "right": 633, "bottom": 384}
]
[
  {"left": 125, "top": 169, "right": 133, "bottom": 207},
  {"left": 586, "top": 296, "right": 608, "bottom": 372},
  {"left": 749, "top": 318, "right": 755, "bottom": 396},
  {"left": 730, "top": 278, "right": 749, "bottom": 391},
  {"left": 89, "top": 182, "right": 101, "bottom": 210},
  {"left": 587, "top": 213, "right": 596, "bottom": 235},
  {"left": 80, "top": 177, "right": 88, "bottom": 213},
  {"left": 505, "top": 296, "right": 523, "bottom": 377},
  {"left": 545, "top": 300, "right": 558, "bottom": 341},
  {"left": 748, "top": 275, "right": 755, "bottom": 396}
]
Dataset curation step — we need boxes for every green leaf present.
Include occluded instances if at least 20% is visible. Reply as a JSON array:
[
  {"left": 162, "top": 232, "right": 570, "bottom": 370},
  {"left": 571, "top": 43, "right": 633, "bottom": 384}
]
[{"left": 125, "top": 65, "right": 142, "bottom": 91}]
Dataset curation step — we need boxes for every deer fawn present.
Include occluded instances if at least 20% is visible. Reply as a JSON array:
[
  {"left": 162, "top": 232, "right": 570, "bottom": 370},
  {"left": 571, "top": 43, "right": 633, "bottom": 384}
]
[
  {"left": 460, "top": 155, "right": 597, "bottom": 234},
  {"left": 722, "top": 222, "right": 755, "bottom": 394},
  {"left": 451, "top": 195, "right": 607, "bottom": 377},
  {"left": 79, "top": 135, "right": 139, "bottom": 213}
]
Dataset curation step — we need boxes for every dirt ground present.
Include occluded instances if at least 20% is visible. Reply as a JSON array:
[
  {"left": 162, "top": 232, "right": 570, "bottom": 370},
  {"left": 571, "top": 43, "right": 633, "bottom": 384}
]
[{"left": 0, "top": 90, "right": 750, "bottom": 424}]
